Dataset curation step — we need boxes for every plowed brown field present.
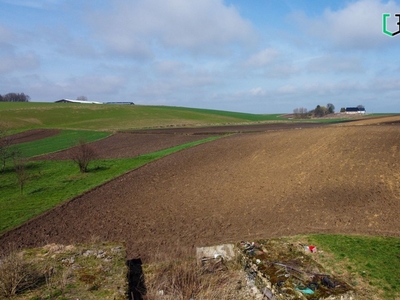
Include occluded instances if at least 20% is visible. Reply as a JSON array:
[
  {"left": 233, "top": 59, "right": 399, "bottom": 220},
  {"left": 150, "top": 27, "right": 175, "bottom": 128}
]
[{"left": 1, "top": 118, "right": 400, "bottom": 262}]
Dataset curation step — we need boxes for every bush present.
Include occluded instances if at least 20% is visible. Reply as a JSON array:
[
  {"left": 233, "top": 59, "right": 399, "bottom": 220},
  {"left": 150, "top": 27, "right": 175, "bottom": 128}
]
[
  {"left": 0, "top": 251, "right": 42, "bottom": 297},
  {"left": 69, "top": 139, "right": 97, "bottom": 173}
]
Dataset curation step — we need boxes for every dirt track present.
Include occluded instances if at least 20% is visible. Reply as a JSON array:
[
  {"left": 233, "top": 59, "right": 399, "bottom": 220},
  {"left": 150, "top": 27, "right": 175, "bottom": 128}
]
[{"left": 1, "top": 120, "right": 400, "bottom": 262}]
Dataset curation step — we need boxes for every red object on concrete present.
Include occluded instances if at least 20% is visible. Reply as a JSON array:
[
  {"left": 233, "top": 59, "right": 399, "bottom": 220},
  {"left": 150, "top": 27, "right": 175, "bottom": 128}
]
[{"left": 309, "top": 246, "right": 317, "bottom": 253}]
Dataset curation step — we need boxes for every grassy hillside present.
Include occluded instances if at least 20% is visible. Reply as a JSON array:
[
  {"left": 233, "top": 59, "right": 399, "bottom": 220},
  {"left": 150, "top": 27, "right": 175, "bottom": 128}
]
[{"left": 0, "top": 102, "right": 287, "bottom": 132}]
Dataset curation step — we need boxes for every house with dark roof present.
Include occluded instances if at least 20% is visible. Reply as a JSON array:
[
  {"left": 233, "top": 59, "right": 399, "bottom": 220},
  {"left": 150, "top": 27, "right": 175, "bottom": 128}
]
[{"left": 345, "top": 107, "right": 366, "bottom": 114}]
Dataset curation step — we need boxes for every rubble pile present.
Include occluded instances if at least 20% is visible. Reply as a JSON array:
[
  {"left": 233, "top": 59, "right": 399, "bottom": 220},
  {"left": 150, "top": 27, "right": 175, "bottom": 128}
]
[{"left": 238, "top": 239, "right": 356, "bottom": 300}]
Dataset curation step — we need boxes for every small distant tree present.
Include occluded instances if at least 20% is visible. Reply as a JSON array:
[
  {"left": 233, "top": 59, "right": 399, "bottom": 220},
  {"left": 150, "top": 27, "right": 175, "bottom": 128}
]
[
  {"left": 13, "top": 156, "right": 29, "bottom": 195},
  {"left": 314, "top": 105, "right": 329, "bottom": 117},
  {"left": 299, "top": 107, "right": 308, "bottom": 118},
  {"left": 293, "top": 107, "right": 300, "bottom": 118},
  {"left": 0, "top": 126, "right": 16, "bottom": 172},
  {"left": 76, "top": 95, "right": 88, "bottom": 101},
  {"left": 327, "top": 103, "right": 335, "bottom": 114},
  {"left": 357, "top": 104, "right": 365, "bottom": 109},
  {"left": 293, "top": 107, "right": 308, "bottom": 119},
  {"left": 69, "top": 139, "right": 97, "bottom": 173},
  {"left": 340, "top": 107, "right": 346, "bottom": 113}
]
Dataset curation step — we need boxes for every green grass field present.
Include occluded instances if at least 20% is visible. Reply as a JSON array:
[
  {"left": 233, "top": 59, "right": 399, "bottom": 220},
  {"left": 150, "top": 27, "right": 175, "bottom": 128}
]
[
  {"left": 12, "top": 130, "right": 111, "bottom": 158},
  {"left": 0, "top": 136, "right": 221, "bottom": 233},
  {"left": 0, "top": 102, "right": 384, "bottom": 133},
  {"left": 0, "top": 102, "right": 289, "bottom": 132},
  {"left": 309, "top": 234, "right": 400, "bottom": 299}
]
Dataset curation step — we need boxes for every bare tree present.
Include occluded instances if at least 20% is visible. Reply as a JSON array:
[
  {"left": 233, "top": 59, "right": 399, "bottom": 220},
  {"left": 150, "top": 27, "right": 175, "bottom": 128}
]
[
  {"left": 293, "top": 107, "right": 308, "bottom": 119},
  {"left": 0, "top": 126, "right": 16, "bottom": 172},
  {"left": 299, "top": 107, "right": 308, "bottom": 118},
  {"left": 13, "top": 156, "right": 29, "bottom": 195},
  {"left": 69, "top": 139, "right": 97, "bottom": 173},
  {"left": 76, "top": 95, "right": 88, "bottom": 101},
  {"left": 293, "top": 107, "right": 300, "bottom": 118}
]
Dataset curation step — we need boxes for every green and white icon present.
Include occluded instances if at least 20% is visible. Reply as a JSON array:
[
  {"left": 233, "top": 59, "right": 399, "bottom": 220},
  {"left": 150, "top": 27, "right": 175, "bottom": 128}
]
[{"left": 382, "top": 13, "right": 400, "bottom": 36}]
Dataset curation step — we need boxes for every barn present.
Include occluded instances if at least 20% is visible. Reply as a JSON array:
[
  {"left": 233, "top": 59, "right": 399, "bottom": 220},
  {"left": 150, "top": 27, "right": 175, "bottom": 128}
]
[{"left": 55, "top": 99, "right": 103, "bottom": 104}]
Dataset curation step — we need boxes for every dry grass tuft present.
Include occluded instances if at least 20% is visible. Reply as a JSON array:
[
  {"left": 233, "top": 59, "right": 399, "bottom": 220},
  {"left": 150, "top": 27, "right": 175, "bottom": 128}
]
[
  {"left": 0, "top": 242, "right": 128, "bottom": 299},
  {"left": 0, "top": 250, "right": 43, "bottom": 298},
  {"left": 143, "top": 256, "right": 248, "bottom": 300}
]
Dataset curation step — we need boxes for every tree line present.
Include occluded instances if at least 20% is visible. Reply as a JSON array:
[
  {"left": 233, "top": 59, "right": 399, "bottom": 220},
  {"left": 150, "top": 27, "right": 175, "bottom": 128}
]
[
  {"left": 0, "top": 93, "right": 30, "bottom": 102},
  {"left": 293, "top": 103, "right": 335, "bottom": 119},
  {"left": 293, "top": 103, "right": 366, "bottom": 119}
]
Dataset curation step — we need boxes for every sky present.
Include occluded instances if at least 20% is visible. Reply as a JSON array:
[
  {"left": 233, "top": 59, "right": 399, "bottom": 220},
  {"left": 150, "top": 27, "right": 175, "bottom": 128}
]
[{"left": 0, "top": 0, "right": 400, "bottom": 114}]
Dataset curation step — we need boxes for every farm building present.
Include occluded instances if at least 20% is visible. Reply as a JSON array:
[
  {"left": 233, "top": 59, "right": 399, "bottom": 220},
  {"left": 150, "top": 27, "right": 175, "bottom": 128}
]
[
  {"left": 345, "top": 107, "right": 366, "bottom": 114},
  {"left": 55, "top": 99, "right": 103, "bottom": 104},
  {"left": 105, "top": 102, "right": 135, "bottom": 105}
]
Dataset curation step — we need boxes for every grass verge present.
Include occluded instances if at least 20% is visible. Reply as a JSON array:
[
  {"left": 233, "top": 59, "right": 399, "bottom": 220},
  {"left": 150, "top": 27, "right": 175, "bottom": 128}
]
[
  {"left": 1, "top": 235, "right": 398, "bottom": 299},
  {"left": 308, "top": 234, "right": 400, "bottom": 299},
  {"left": 0, "top": 136, "right": 221, "bottom": 234}
]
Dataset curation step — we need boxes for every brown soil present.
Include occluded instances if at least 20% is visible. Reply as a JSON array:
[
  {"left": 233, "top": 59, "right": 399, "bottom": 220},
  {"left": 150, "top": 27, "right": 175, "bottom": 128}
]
[
  {"left": 8, "top": 129, "right": 60, "bottom": 145},
  {"left": 32, "top": 122, "right": 326, "bottom": 160},
  {"left": 1, "top": 120, "right": 400, "bottom": 263},
  {"left": 36, "top": 132, "right": 218, "bottom": 160}
]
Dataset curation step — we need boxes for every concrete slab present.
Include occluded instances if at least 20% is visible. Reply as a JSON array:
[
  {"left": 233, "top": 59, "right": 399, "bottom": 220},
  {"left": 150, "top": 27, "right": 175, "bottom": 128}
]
[{"left": 196, "top": 243, "right": 236, "bottom": 265}]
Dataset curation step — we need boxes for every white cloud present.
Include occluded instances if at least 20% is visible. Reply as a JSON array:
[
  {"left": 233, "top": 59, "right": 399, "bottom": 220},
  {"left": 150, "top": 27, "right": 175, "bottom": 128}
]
[
  {"left": 250, "top": 87, "right": 265, "bottom": 96},
  {"left": 154, "top": 60, "right": 186, "bottom": 76},
  {"left": 67, "top": 75, "right": 127, "bottom": 95},
  {"left": 293, "top": 0, "right": 400, "bottom": 49},
  {"left": 244, "top": 48, "right": 279, "bottom": 67},
  {"left": 265, "top": 63, "right": 301, "bottom": 78},
  {"left": 0, "top": 52, "right": 39, "bottom": 72},
  {"left": 138, "top": 67, "right": 215, "bottom": 97},
  {"left": 40, "top": 26, "right": 98, "bottom": 58},
  {"left": 88, "top": 0, "right": 256, "bottom": 57},
  {"left": 277, "top": 85, "right": 297, "bottom": 94},
  {"left": 306, "top": 55, "right": 364, "bottom": 73}
]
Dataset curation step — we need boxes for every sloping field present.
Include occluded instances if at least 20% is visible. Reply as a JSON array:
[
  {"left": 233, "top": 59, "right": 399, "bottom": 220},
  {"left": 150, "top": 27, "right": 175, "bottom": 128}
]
[
  {"left": 1, "top": 123, "right": 399, "bottom": 263},
  {"left": 35, "top": 132, "right": 218, "bottom": 160}
]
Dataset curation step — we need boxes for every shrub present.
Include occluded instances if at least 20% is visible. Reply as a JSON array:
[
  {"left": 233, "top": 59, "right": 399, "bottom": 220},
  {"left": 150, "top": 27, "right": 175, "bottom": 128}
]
[
  {"left": 0, "top": 251, "right": 42, "bottom": 297},
  {"left": 69, "top": 139, "right": 97, "bottom": 173}
]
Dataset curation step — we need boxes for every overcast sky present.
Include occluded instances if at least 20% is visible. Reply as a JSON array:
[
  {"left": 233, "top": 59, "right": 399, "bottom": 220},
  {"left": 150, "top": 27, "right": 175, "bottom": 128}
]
[{"left": 0, "top": 0, "right": 399, "bottom": 113}]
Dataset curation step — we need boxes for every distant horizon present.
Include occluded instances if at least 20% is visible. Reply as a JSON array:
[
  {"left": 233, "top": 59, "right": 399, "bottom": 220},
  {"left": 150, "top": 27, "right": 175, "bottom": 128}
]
[{"left": 12, "top": 99, "right": 395, "bottom": 115}]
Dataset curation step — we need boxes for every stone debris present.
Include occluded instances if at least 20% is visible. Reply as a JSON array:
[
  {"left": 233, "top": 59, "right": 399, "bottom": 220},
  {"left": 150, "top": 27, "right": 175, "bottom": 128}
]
[{"left": 238, "top": 239, "right": 357, "bottom": 300}]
